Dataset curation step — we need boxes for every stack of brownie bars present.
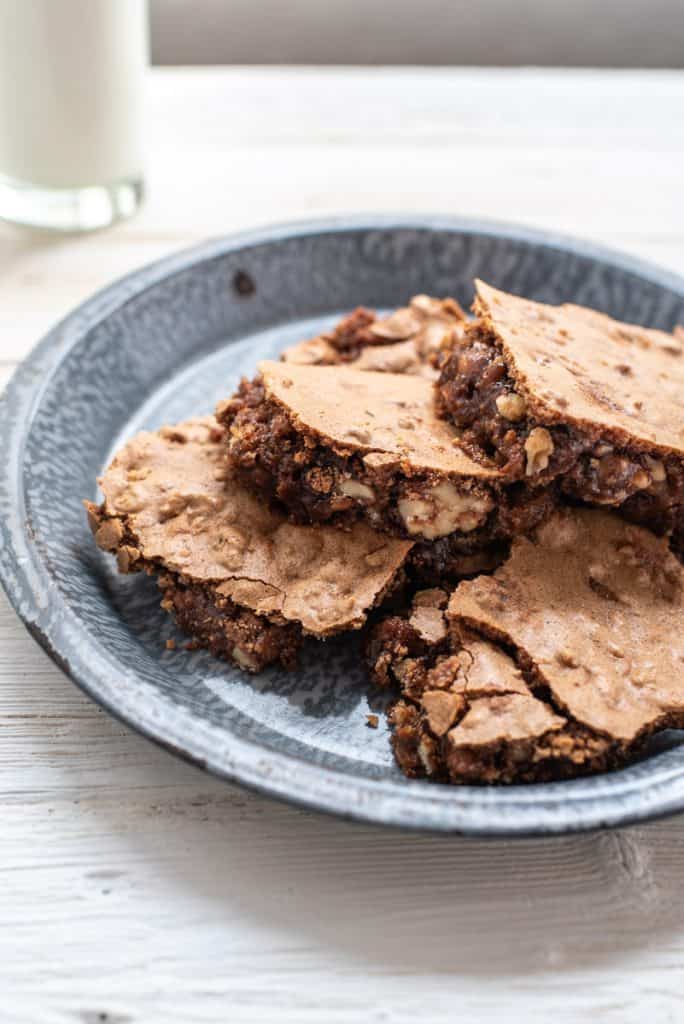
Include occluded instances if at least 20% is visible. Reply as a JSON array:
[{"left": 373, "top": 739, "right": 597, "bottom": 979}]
[{"left": 87, "top": 282, "right": 684, "bottom": 784}]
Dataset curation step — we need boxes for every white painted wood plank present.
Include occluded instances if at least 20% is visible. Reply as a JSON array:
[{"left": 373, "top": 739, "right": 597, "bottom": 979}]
[
  {"left": 2, "top": 587, "right": 684, "bottom": 1024},
  {"left": 1, "top": 68, "right": 684, "bottom": 1023},
  {"left": 2, "top": 572, "right": 684, "bottom": 1023},
  {"left": 0, "top": 68, "right": 683, "bottom": 364},
  {"left": 146, "top": 67, "right": 684, "bottom": 151}
]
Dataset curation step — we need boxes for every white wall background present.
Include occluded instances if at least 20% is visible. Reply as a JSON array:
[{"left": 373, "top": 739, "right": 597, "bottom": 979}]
[{"left": 150, "top": 0, "right": 684, "bottom": 67}]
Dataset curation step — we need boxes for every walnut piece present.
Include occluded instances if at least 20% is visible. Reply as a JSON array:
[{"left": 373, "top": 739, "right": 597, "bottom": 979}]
[
  {"left": 409, "top": 605, "right": 447, "bottom": 644},
  {"left": 417, "top": 737, "right": 439, "bottom": 774},
  {"left": 524, "top": 427, "right": 554, "bottom": 476},
  {"left": 495, "top": 392, "right": 527, "bottom": 421},
  {"left": 398, "top": 481, "right": 492, "bottom": 540},
  {"left": 232, "top": 646, "right": 259, "bottom": 671},
  {"left": 644, "top": 455, "right": 667, "bottom": 483},
  {"left": 632, "top": 469, "right": 651, "bottom": 490},
  {"left": 338, "top": 477, "right": 375, "bottom": 502}
]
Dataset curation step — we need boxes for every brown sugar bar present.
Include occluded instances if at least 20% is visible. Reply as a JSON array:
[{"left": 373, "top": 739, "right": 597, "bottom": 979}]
[
  {"left": 436, "top": 280, "right": 684, "bottom": 542},
  {"left": 217, "top": 361, "right": 557, "bottom": 548},
  {"left": 366, "top": 508, "right": 684, "bottom": 784},
  {"left": 282, "top": 294, "right": 466, "bottom": 378},
  {"left": 86, "top": 418, "right": 412, "bottom": 673}
]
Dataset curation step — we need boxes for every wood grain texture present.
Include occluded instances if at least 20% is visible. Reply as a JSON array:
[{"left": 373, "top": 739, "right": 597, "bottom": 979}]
[{"left": 1, "top": 68, "right": 684, "bottom": 1023}]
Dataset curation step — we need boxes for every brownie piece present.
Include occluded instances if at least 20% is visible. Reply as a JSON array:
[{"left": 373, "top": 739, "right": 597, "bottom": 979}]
[
  {"left": 217, "top": 361, "right": 557, "bottom": 547},
  {"left": 282, "top": 294, "right": 466, "bottom": 378},
  {"left": 367, "top": 508, "right": 684, "bottom": 784},
  {"left": 86, "top": 418, "right": 411, "bottom": 673},
  {"left": 436, "top": 280, "right": 684, "bottom": 543}
]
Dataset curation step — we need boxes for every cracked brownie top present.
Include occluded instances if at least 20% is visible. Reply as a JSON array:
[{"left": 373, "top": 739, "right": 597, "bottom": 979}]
[
  {"left": 282, "top": 294, "right": 466, "bottom": 378},
  {"left": 450, "top": 505, "right": 684, "bottom": 744},
  {"left": 89, "top": 416, "right": 412, "bottom": 638},
  {"left": 218, "top": 361, "right": 558, "bottom": 545},
  {"left": 258, "top": 360, "right": 499, "bottom": 477},
  {"left": 436, "top": 280, "right": 684, "bottom": 539},
  {"left": 466, "top": 280, "right": 684, "bottom": 453},
  {"left": 367, "top": 507, "right": 684, "bottom": 783}
]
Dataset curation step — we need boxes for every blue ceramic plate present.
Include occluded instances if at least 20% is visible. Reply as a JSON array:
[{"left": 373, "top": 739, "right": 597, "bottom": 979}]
[{"left": 2, "top": 216, "right": 684, "bottom": 835}]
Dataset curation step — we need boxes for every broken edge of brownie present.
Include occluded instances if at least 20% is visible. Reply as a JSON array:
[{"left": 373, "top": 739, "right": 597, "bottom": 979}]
[
  {"left": 436, "top": 280, "right": 684, "bottom": 543},
  {"left": 366, "top": 507, "right": 684, "bottom": 784},
  {"left": 86, "top": 417, "right": 412, "bottom": 672},
  {"left": 282, "top": 294, "right": 466, "bottom": 378},
  {"left": 217, "top": 360, "right": 558, "bottom": 547}
]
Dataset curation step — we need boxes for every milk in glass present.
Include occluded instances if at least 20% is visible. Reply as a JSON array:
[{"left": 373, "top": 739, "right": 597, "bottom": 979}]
[{"left": 0, "top": 0, "right": 148, "bottom": 230}]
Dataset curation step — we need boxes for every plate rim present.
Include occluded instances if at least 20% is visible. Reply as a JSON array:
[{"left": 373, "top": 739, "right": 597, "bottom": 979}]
[{"left": 3, "top": 212, "right": 684, "bottom": 836}]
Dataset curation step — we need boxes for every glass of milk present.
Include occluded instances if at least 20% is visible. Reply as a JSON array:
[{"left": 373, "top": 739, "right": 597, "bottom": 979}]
[{"left": 0, "top": 0, "right": 148, "bottom": 232}]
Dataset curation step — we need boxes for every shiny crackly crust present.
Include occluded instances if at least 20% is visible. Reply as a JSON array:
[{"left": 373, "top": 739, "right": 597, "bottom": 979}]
[
  {"left": 435, "top": 281, "right": 684, "bottom": 543},
  {"left": 449, "top": 507, "right": 684, "bottom": 744},
  {"left": 365, "top": 592, "right": 620, "bottom": 785},
  {"left": 218, "top": 366, "right": 558, "bottom": 546},
  {"left": 85, "top": 499, "right": 302, "bottom": 672},
  {"left": 282, "top": 295, "right": 466, "bottom": 378},
  {"left": 85, "top": 417, "right": 412, "bottom": 673},
  {"left": 367, "top": 507, "right": 684, "bottom": 784}
]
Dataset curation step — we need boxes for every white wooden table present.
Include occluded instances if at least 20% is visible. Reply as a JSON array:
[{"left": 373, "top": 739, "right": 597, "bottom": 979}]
[{"left": 2, "top": 68, "right": 684, "bottom": 1024}]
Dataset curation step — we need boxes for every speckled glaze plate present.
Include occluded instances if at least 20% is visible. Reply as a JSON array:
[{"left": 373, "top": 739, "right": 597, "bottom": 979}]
[{"left": 2, "top": 216, "right": 684, "bottom": 836}]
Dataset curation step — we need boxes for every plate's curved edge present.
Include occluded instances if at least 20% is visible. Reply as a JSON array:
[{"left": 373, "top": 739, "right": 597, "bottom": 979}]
[
  {"left": 17, "top": 611, "right": 684, "bottom": 837},
  {"left": 13, "top": 607, "right": 684, "bottom": 838},
  {"left": 2, "top": 213, "right": 684, "bottom": 836}
]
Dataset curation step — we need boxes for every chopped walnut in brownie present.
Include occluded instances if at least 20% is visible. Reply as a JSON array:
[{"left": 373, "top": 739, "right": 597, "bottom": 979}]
[
  {"left": 217, "top": 361, "right": 558, "bottom": 548},
  {"left": 436, "top": 280, "right": 684, "bottom": 547}
]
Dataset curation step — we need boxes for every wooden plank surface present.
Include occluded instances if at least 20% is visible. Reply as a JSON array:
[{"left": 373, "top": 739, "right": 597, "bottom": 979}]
[{"left": 1, "top": 68, "right": 684, "bottom": 1024}]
